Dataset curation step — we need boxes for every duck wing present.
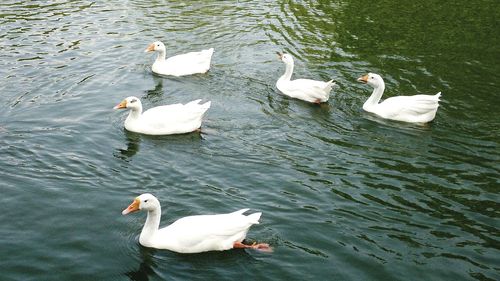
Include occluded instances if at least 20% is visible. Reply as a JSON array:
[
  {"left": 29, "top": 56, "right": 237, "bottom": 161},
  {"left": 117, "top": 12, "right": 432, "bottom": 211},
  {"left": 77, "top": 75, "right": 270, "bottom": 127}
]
[
  {"left": 156, "top": 209, "right": 260, "bottom": 253},
  {"left": 138, "top": 100, "right": 210, "bottom": 133},
  {"left": 378, "top": 93, "right": 441, "bottom": 120},
  {"left": 163, "top": 48, "right": 214, "bottom": 76},
  {"left": 284, "top": 79, "right": 334, "bottom": 101}
]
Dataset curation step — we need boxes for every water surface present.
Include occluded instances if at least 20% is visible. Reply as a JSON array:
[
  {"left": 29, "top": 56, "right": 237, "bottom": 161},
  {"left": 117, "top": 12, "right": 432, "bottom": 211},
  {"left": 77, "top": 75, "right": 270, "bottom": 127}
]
[{"left": 1, "top": 1, "right": 499, "bottom": 280}]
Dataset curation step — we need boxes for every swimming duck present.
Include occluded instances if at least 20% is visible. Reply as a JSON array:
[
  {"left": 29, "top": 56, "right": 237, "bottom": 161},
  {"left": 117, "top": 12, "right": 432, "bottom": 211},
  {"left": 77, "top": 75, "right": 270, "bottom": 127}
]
[
  {"left": 113, "top": 96, "right": 210, "bottom": 135},
  {"left": 276, "top": 52, "right": 334, "bottom": 104},
  {"left": 122, "top": 193, "right": 271, "bottom": 253},
  {"left": 145, "top": 41, "right": 214, "bottom": 76},
  {"left": 357, "top": 73, "right": 441, "bottom": 123}
]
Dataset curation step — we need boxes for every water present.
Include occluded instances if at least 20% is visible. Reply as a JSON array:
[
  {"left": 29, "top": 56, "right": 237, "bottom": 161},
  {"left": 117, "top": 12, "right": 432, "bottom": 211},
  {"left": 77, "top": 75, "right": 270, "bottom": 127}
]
[{"left": 1, "top": 0, "right": 499, "bottom": 280}]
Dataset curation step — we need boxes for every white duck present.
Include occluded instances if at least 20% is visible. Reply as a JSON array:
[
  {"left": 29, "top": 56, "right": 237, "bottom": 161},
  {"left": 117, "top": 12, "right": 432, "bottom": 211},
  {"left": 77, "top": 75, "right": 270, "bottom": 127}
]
[
  {"left": 122, "top": 193, "right": 271, "bottom": 253},
  {"left": 276, "top": 52, "right": 335, "bottom": 104},
  {"left": 113, "top": 96, "right": 210, "bottom": 135},
  {"left": 145, "top": 41, "right": 214, "bottom": 77},
  {"left": 357, "top": 73, "right": 441, "bottom": 123}
]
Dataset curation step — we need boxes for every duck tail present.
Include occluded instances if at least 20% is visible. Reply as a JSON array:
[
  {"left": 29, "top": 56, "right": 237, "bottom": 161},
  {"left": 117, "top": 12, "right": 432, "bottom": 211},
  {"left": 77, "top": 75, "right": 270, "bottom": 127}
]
[
  {"left": 185, "top": 99, "right": 210, "bottom": 108},
  {"left": 246, "top": 212, "right": 262, "bottom": 224},
  {"left": 204, "top": 48, "right": 215, "bottom": 58},
  {"left": 186, "top": 99, "right": 202, "bottom": 106},
  {"left": 325, "top": 80, "right": 336, "bottom": 92},
  {"left": 232, "top": 208, "right": 250, "bottom": 215},
  {"left": 200, "top": 101, "right": 211, "bottom": 110}
]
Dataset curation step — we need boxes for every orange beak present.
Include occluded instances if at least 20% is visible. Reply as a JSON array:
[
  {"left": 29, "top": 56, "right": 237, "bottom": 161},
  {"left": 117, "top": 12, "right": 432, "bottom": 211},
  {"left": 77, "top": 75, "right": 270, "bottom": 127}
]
[
  {"left": 145, "top": 43, "right": 155, "bottom": 53},
  {"left": 122, "top": 198, "right": 140, "bottom": 215},
  {"left": 357, "top": 74, "right": 369, "bottom": 84},
  {"left": 113, "top": 100, "right": 127, "bottom": 110}
]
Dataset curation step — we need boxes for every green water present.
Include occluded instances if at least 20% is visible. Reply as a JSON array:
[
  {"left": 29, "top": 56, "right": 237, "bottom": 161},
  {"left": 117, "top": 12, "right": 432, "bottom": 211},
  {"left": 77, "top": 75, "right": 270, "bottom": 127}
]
[{"left": 1, "top": 1, "right": 499, "bottom": 280}]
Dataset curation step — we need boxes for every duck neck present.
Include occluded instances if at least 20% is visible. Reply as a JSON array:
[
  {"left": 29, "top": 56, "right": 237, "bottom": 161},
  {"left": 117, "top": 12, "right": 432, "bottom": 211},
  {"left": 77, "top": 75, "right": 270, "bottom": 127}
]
[
  {"left": 279, "top": 60, "right": 294, "bottom": 82},
  {"left": 155, "top": 49, "right": 166, "bottom": 63},
  {"left": 125, "top": 106, "right": 142, "bottom": 122},
  {"left": 140, "top": 206, "right": 161, "bottom": 243},
  {"left": 363, "top": 82, "right": 385, "bottom": 111}
]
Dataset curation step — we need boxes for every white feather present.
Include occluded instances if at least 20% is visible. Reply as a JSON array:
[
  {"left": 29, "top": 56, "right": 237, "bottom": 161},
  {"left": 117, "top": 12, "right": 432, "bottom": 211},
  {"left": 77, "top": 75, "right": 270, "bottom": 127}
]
[
  {"left": 123, "top": 194, "right": 264, "bottom": 253},
  {"left": 146, "top": 41, "right": 214, "bottom": 77},
  {"left": 359, "top": 73, "right": 441, "bottom": 123},
  {"left": 276, "top": 53, "right": 334, "bottom": 103},
  {"left": 114, "top": 97, "right": 210, "bottom": 135}
]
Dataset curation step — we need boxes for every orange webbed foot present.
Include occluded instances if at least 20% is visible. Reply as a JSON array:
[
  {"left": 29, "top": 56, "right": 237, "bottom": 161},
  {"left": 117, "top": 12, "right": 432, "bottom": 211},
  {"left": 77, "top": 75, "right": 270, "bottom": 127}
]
[
  {"left": 251, "top": 242, "right": 273, "bottom": 252},
  {"left": 233, "top": 241, "right": 273, "bottom": 252}
]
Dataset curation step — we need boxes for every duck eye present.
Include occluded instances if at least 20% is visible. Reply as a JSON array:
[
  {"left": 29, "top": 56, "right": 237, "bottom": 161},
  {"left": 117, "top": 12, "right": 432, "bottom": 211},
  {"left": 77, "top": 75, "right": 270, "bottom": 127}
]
[
  {"left": 144, "top": 199, "right": 148, "bottom": 203},
  {"left": 130, "top": 99, "right": 137, "bottom": 103}
]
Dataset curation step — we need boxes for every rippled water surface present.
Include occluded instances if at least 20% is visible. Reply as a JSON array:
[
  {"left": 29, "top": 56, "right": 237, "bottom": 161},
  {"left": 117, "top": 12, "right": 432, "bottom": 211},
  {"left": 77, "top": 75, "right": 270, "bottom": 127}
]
[{"left": 1, "top": 1, "right": 499, "bottom": 280}]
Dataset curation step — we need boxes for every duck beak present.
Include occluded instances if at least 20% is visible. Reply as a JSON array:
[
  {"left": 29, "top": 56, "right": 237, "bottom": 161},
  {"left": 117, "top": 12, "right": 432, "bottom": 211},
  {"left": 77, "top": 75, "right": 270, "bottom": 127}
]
[
  {"left": 145, "top": 43, "right": 155, "bottom": 53},
  {"left": 113, "top": 100, "right": 127, "bottom": 110},
  {"left": 122, "top": 198, "right": 140, "bottom": 215},
  {"left": 276, "top": 51, "right": 283, "bottom": 60},
  {"left": 357, "top": 74, "right": 369, "bottom": 84}
]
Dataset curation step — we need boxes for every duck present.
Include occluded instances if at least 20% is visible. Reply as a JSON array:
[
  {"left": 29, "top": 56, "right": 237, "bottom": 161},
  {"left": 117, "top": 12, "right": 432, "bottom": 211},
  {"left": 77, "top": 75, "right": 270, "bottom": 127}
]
[
  {"left": 113, "top": 96, "right": 211, "bottom": 135},
  {"left": 276, "top": 52, "right": 335, "bottom": 104},
  {"left": 357, "top": 73, "right": 441, "bottom": 123},
  {"left": 145, "top": 41, "right": 214, "bottom": 77},
  {"left": 122, "top": 193, "right": 271, "bottom": 253}
]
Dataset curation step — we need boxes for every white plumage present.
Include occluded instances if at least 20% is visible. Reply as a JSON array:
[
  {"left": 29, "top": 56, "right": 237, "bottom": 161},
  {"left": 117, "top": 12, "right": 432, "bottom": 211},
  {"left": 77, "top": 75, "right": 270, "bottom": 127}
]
[
  {"left": 113, "top": 96, "right": 210, "bottom": 135},
  {"left": 122, "top": 194, "right": 269, "bottom": 253},
  {"left": 276, "top": 52, "right": 334, "bottom": 103},
  {"left": 145, "top": 41, "right": 214, "bottom": 77},
  {"left": 358, "top": 73, "right": 441, "bottom": 123}
]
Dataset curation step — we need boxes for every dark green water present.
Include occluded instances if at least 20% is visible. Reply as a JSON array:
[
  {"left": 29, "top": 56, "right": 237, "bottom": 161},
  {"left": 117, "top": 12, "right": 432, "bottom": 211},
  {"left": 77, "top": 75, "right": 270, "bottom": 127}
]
[{"left": 1, "top": 1, "right": 499, "bottom": 280}]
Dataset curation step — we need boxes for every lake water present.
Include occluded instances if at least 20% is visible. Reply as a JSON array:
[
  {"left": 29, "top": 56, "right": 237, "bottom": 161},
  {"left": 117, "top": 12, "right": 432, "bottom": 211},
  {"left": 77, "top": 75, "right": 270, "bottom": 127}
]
[{"left": 1, "top": 0, "right": 499, "bottom": 280}]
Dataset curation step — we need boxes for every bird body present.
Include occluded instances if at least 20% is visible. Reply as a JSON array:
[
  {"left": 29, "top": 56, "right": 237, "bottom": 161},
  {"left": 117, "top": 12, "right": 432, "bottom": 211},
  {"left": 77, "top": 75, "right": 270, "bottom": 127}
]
[
  {"left": 122, "top": 194, "right": 270, "bottom": 253},
  {"left": 276, "top": 52, "right": 334, "bottom": 103},
  {"left": 114, "top": 97, "right": 210, "bottom": 135},
  {"left": 145, "top": 41, "right": 214, "bottom": 77},
  {"left": 358, "top": 73, "right": 441, "bottom": 123}
]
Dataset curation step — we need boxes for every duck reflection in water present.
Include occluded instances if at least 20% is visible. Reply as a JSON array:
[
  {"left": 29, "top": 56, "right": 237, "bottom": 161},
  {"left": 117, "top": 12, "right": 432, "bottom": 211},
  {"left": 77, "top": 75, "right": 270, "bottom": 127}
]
[
  {"left": 145, "top": 76, "right": 164, "bottom": 100},
  {"left": 114, "top": 130, "right": 141, "bottom": 161},
  {"left": 125, "top": 245, "right": 260, "bottom": 281},
  {"left": 125, "top": 247, "right": 158, "bottom": 281},
  {"left": 113, "top": 77, "right": 164, "bottom": 161}
]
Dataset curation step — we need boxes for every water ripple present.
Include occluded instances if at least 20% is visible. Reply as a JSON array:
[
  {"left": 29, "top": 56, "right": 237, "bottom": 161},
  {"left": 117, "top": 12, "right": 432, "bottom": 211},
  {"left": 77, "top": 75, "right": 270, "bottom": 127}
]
[{"left": 1, "top": 0, "right": 499, "bottom": 280}]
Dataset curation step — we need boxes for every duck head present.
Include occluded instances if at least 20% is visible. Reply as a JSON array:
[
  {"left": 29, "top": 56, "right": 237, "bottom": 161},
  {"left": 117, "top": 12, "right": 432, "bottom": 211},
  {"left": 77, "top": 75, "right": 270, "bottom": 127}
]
[
  {"left": 357, "top": 73, "right": 384, "bottom": 88},
  {"left": 122, "top": 193, "right": 160, "bottom": 215},
  {"left": 276, "top": 52, "right": 294, "bottom": 65},
  {"left": 113, "top": 96, "right": 142, "bottom": 110},
  {"left": 145, "top": 41, "right": 166, "bottom": 53}
]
